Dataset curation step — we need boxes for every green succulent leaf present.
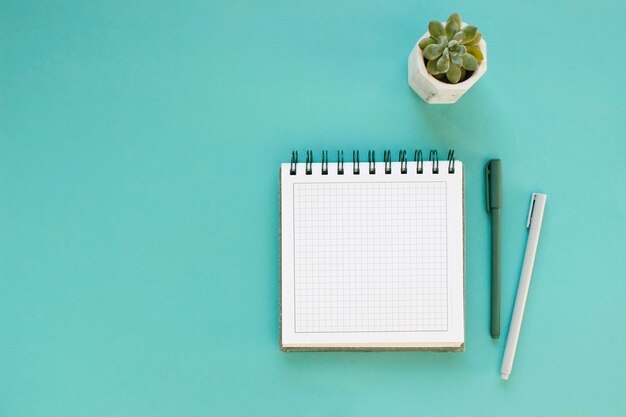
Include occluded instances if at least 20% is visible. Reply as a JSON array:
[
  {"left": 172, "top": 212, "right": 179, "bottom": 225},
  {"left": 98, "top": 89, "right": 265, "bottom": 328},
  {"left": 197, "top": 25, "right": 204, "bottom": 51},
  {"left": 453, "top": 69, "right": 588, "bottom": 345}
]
[
  {"left": 461, "top": 26, "right": 478, "bottom": 43},
  {"left": 447, "top": 13, "right": 462, "bottom": 29},
  {"left": 453, "top": 31, "right": 464, "bottom": 42},
  {"left": 418, "top": 37, "right": 436, "bottom": 50},
  {"left": 451, "top": 53, "right": 463, "bottom": 66},
  {"left": 462, "top": 53, "right": 478, "bottom": 71},
  {"left": 428, "top": 21, "right": 445, "bottom": 39},
  {"left": 446, "top": 64, "right": 462, "bottom": 84},
  {"left": 437, "top": 49, "right": 450, "bottom": 73},
  {"left": 467, "top": 46, "right": 483, "bottom": 63},
  {"left": 426, "top": 59, "right": 440, "bottom": 75},
  {"left": 445, "top": 22, "right": 458, "bottom": 41},
  {"left": 449, "top": 43, "right": 465, "bottom": 55},
  {"left": 423, "top": 43, "right": 443, "bottom": 60},
  {"left": 468, "top": 32, "right": 482, "bottom": 46}
]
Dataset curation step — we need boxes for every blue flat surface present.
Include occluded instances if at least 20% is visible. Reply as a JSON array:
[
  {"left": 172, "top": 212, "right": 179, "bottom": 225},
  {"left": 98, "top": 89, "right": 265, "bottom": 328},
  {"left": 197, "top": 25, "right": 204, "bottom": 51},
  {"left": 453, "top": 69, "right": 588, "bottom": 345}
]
[{"left": 1, "top": 1, "right": 625, "bottom": 416}]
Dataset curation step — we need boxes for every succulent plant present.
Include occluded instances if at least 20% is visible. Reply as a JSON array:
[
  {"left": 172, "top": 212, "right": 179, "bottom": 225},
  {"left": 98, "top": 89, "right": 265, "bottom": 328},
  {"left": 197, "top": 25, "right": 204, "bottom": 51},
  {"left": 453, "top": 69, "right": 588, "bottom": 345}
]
[{"left": 418, "top": 13, "right": 484, "bottom": 84}]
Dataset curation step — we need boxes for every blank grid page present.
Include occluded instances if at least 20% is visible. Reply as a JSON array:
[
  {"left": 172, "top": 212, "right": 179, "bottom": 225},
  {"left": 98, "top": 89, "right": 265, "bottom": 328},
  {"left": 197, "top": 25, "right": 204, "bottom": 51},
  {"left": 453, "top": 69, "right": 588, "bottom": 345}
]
[{"left": 293, "top": 181, "right": 447, "bottom": 333}]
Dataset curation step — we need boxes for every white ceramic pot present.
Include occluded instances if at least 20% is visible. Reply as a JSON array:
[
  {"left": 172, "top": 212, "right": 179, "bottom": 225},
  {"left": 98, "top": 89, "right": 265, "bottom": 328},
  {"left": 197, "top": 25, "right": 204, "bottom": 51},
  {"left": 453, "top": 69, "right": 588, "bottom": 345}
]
[{"left": 408, "top": 28, "right": 487, "bottom": 104}]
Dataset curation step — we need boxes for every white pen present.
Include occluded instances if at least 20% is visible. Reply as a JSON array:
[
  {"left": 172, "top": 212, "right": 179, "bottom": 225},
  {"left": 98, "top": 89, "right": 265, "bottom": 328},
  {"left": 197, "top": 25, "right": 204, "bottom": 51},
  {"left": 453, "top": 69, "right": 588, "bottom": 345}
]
[{"left": 501, "top": 193, "right": 547, "bottom": 380}]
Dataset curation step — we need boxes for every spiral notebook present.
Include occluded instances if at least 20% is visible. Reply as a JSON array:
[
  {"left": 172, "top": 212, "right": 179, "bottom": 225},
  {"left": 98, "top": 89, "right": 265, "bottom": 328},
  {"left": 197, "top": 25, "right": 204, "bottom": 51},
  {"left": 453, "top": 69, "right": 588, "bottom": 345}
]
[{"left": 279, "top": 149, "right": 465, "bottom": 351}]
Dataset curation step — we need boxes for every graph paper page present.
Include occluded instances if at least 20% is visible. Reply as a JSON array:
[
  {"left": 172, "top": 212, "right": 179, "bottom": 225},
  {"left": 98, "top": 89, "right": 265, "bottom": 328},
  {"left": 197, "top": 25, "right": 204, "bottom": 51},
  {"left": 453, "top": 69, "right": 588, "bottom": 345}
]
[{"left": 280, "top": 161, "right": 464, "bottom": 349}]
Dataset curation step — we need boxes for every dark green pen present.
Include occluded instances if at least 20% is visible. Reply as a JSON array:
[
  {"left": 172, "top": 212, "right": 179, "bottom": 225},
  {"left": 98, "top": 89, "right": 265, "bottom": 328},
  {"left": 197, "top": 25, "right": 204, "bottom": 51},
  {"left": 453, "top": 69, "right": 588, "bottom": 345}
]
[{"left": 486, "top": 160, "right": 502, "bottom": 339}]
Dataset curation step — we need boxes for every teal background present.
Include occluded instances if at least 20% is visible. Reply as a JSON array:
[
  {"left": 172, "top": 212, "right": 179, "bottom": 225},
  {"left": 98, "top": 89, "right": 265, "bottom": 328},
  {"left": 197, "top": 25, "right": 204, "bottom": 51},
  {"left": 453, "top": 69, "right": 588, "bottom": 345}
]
[{"left": 1, "top": 0, "right": 625, "bottom": 415}]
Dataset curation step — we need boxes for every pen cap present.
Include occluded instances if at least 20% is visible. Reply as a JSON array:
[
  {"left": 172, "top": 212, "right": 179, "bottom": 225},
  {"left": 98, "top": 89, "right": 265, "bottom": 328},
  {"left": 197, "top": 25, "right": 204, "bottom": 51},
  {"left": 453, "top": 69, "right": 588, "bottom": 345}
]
[
  {"left": 527, "top": 193, "right": 547, "bottom": 230},
  {"left": 486, "top": 160, "right": 503, "bottom": 212}
]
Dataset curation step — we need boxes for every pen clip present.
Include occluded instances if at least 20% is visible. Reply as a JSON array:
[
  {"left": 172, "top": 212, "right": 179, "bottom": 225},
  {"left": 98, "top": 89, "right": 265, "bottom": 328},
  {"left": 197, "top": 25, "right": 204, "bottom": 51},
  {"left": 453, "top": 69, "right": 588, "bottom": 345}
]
[
  {"left": 485, "top": 161, "right": 492, "bottom": 213},
  {"left": 526, "top": 193, "right": 537, "bottom": 228}
]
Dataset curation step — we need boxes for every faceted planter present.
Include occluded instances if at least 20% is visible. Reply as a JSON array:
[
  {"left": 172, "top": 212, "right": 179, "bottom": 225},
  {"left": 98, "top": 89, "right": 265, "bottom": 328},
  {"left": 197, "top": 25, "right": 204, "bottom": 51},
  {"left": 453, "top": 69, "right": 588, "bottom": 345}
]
[{"left": 408, "top": 29, "right": 487, "bottom": 104}]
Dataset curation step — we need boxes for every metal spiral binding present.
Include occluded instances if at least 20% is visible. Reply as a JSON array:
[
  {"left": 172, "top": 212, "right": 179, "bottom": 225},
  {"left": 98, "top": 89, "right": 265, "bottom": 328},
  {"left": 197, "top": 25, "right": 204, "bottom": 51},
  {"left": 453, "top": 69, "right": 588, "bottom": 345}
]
[
  {"left": 429, "top": 149, "right": 439, "bottom": 174},
  {"left": 337, "top": 150, "right": 344, "bottom": 175},
  {"left": 368, "top": 150, "right": 376, "bottom": 174},
  {"left": 415, "top": 150, "right": 423, "bottom": 173},
  {"left": 305, "top": 150, "right": 313, "bottom": 175},
  {"left": 290, "top": 151, "right": 298, "bottom": 175},
  {"left": 399, "top": 150, "right": 407, "bottom": 174},
  {"left": 384, "top": 150, "right": 391, "bottom": 174},
  {"left": 321, "top": 150, "right": 328, "bottom": 175},
  {"left": 447, "top": 149, "right": 455, "bottom": 174},
  {"left": 353, "top": 150, "right": 360, "bottom": 175},
  {"left": 288, "top": 149, "right": 455, "bottom": 175}
]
